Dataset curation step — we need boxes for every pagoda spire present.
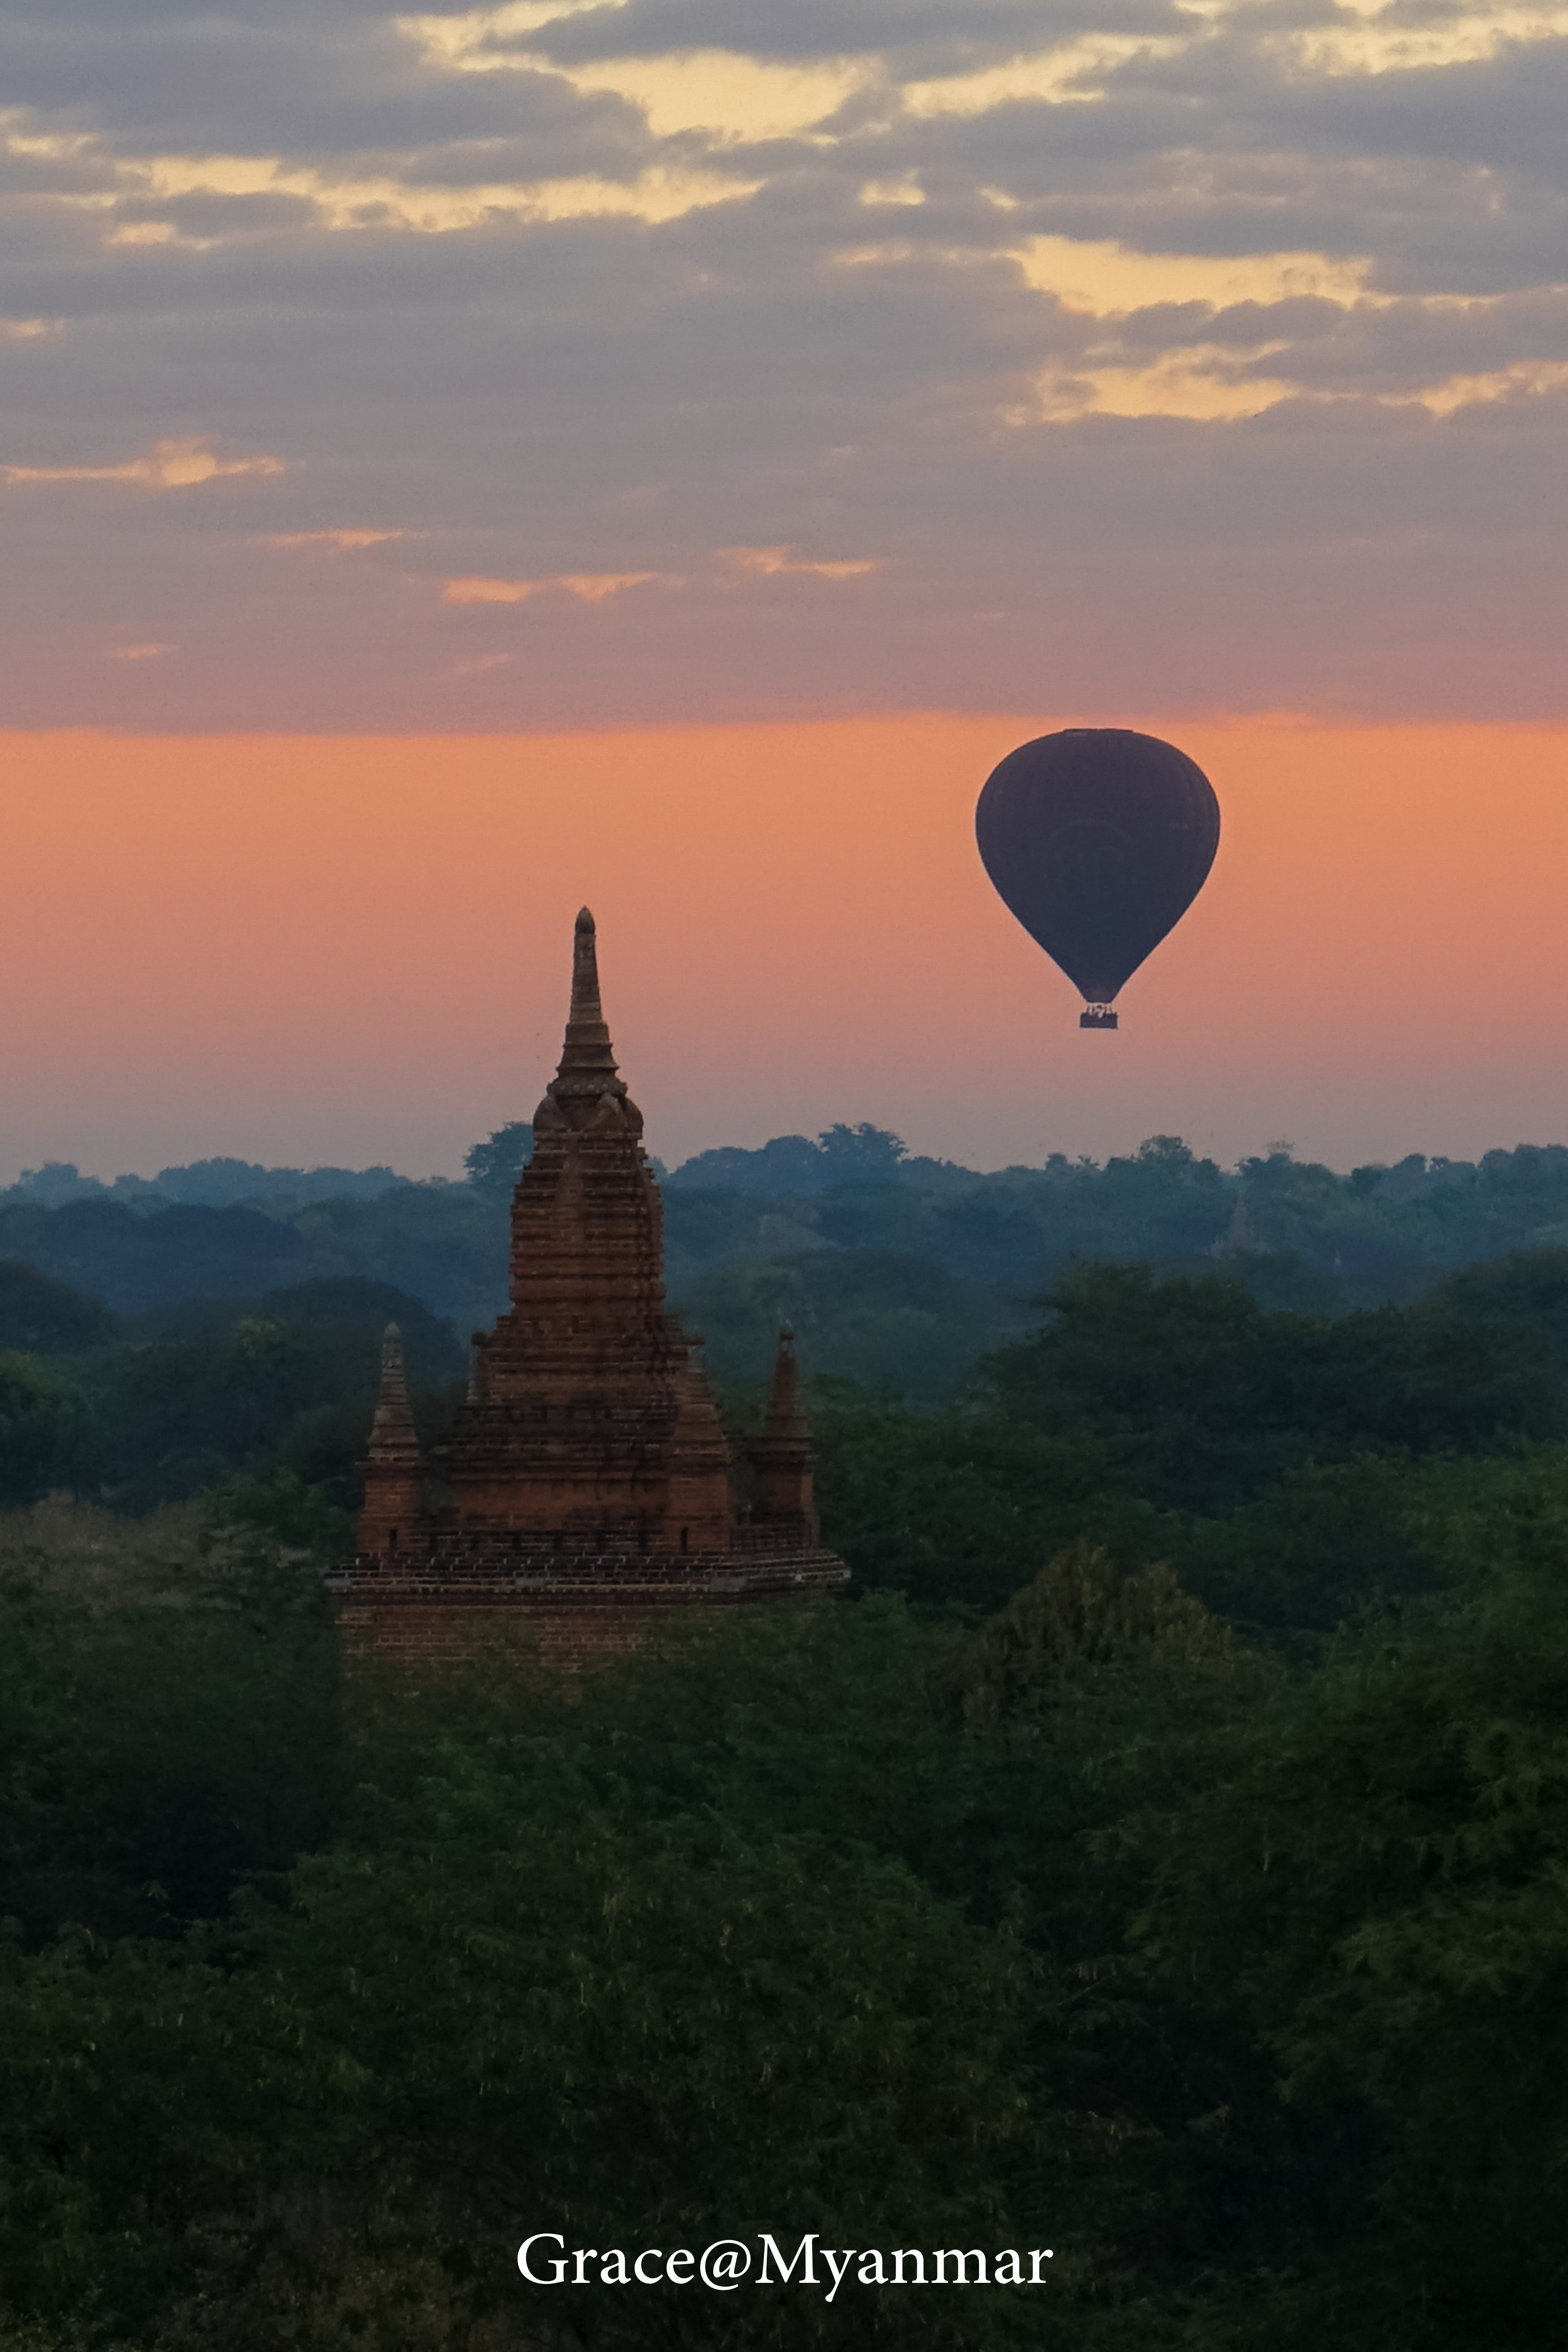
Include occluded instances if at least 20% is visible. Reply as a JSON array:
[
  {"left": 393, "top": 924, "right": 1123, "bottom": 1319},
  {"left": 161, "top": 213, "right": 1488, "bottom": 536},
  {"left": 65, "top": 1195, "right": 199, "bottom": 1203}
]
[
  {"left": 358, "top": 1323, "right": 428, "bottom": 1555},
  {"left": 368, "top": 1324, "right": 420, "bottom": 1462},
  {"left": 551, "top": 906, "right": 626, "bottom": 1098},
  {"left": 748, "top": 1324, "right": 819, "bottom": 1540},
  {"left": 763, "top": 1323, "right": 807, "bottom": 1440}
]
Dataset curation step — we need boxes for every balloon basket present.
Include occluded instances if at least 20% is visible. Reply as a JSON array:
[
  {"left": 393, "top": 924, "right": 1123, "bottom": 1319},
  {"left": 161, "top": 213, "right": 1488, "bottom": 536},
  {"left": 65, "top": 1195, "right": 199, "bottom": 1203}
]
[{"left": 1080, "top": 1009, "right": 1119, "bottom": 1030}]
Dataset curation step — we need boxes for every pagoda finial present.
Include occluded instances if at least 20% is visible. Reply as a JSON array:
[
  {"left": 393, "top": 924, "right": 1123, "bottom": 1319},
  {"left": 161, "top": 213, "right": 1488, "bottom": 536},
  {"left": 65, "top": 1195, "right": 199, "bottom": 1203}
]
[
  {"left": 552, "top": 905, "right": 626, "bottom": 1097},
  {"left": 570, "top": 906, "right": 603, "bottom": 1026}
]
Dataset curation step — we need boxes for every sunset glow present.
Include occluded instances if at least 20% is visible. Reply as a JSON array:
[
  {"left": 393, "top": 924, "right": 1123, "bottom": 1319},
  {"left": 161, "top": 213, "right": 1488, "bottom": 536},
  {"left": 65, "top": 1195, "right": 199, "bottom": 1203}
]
[{"left": 5, "top": 716, "right": 1566, "bottom": 1182}]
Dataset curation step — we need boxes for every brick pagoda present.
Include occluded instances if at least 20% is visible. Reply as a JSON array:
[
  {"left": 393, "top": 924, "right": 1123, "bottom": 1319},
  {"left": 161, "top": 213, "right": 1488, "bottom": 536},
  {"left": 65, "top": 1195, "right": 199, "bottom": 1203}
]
[{"left": 331, "top": 908, "right": 848, "bottom": 1671}]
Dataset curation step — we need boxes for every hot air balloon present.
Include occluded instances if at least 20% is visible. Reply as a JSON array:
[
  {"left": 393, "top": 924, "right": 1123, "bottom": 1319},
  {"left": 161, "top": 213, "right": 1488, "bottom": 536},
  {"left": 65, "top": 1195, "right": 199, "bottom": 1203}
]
[{"left": 975, "top": 728, "right": 1220, "bottom": 1028}]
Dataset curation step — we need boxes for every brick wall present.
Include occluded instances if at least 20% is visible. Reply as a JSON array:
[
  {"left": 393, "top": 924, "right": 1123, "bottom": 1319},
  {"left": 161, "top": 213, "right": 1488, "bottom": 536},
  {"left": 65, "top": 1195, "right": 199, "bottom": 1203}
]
[{"left": 334, "top": 1588, "right": 836, "bottom": 1682}]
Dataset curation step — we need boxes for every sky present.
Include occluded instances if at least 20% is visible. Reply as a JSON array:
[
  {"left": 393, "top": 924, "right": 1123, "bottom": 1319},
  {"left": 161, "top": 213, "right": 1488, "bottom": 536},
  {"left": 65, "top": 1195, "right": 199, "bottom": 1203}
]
[
  {"left": 2, "top": 0, "right": 1566, "bottom": 1177},
  {"left": 5, "top": 715, "right": 1568, "bottom": 1183}
]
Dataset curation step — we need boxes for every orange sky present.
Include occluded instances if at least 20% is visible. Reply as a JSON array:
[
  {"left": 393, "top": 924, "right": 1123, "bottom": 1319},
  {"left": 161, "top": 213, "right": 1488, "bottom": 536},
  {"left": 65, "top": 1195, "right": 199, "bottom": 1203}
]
[{"left": 4, "top": 715, "right": 1567, "bottom": 1181}]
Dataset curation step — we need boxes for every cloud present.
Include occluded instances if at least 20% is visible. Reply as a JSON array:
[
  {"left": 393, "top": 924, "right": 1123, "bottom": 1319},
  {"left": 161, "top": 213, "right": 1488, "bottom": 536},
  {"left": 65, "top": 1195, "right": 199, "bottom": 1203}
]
[
  {"left": 545, "top": 53, "right": 874, "bottom": 142},
  {"left": 724, "top": 547, "right": 882, "bottom": 580},
  {"left": 859, "top": 175, "right": 924, "bottom": 207},
  {"left": 107, "top": 642, "right": 171, "bottom": 660},
  {"left": 2, "top": 439, "right": 286, "bottom": 490},
  {"left": 106, "top": 222, "right": 188, "bottom": 249},
  {"left": 1012, "top": 236, "right": 1381, "bottom": 315},
  {"left": 1401, "top": 356, "right": 1568, "bottom": 413},
  {"left": 123, "top": 151, "right": 759, "bottom": 232},
  {"left": 442, "top": 571, "right": 676, "bottom": 603},
  {"left": 1032, "top": 342, "right": 1296, "bottom": 420},
  {"left": 444, "top": 556, "right": 879, "bottom": 606},
  {"left": 2, "top": 0, "right": 1568, "bottom": 727},
  {"left": 266, "top": 529, "right": 410, "bottom": 550},
  {"left": 1286, "top": 2, "right": 1568, "bottom": 76},
  {"left": 903, "top": 36, "right": 1192, "bottom": 117},
  {"left": 396, "top": 2, "right": 631, "bottom": 75}
]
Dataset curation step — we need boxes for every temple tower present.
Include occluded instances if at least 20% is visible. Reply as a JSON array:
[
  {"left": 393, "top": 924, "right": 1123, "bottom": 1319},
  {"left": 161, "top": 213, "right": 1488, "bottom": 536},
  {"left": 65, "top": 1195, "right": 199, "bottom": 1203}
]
[
  {"left": 335, "top": 909, "right": 848, "bottom": 1671},
  {"left": 439, "top": 907, "right": 720, "bottom": 1549}
]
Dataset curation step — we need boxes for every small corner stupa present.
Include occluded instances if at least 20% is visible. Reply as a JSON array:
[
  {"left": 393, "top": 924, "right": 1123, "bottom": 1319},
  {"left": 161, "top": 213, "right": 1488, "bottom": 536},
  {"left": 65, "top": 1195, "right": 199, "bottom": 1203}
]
[{"left": 332, "top": 907, "right": 849, "bottom": 1672}]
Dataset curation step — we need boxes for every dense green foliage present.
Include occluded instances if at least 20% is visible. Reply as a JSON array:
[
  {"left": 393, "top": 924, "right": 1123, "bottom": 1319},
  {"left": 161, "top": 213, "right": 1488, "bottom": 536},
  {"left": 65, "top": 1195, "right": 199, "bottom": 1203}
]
[
  {"left": 0, "top": 1532, "right": 343, "bottom": 1945},
  {"left": 984, "top": 1260, "right": 1562, "bottom": 1510},
  {"left": 0, "top": 1352, "right": 85, "bottom": 1510},
  {"left": 2, "top": 1471, "right": 1564, "bottom": 2349},
  {"left": 1132, "top": 1461, "right": 1568, "bottom": 2338},
  {"left": 3, "top": 1175, "right": 1568, "bottom": 2346},
  {"left": 686, "top": 1248, "right": 1022, "bottom": 1398},
  {"left": 812, "top": 1251, "right": 1568, "bottom": 1624},
  {"left": 0, "top": 1277, "right": 463, "bottom": 1513},
  {"left": 0, "top": 1263, "right": 119, "bottom": 1357}
]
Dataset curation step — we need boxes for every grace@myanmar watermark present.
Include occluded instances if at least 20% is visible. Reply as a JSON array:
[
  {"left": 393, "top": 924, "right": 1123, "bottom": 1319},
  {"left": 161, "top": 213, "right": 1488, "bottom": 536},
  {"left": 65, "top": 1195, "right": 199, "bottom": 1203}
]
[{"left": 517, "top": 2233, "right": 1055, "bottom": 2299}]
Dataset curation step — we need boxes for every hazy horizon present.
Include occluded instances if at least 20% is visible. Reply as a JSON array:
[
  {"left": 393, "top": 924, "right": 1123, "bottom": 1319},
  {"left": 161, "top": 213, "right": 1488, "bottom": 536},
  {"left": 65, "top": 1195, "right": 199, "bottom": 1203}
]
[{"left": 10, "top": 1124, "right": 1568, "bottom": 1197}]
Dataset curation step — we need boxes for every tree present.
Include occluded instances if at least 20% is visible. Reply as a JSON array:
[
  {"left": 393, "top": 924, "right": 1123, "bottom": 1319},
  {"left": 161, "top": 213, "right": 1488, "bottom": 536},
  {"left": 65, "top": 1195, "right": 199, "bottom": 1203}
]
[
  {"left": 1137, "top": 1451, "right": 1568, "bottom": 2327},
  {"left": 0, "top": 1353, "right": 82, "bottom": 1506},
  {"left": 461, "top": 1123, "right": 534, "bottom": 1196},
  {"left": 817, "top": 1123, "right": 910, "bottom": 1182},
  {"left": 0, "top": 1262, "right": 119, "bottom": 1356}
]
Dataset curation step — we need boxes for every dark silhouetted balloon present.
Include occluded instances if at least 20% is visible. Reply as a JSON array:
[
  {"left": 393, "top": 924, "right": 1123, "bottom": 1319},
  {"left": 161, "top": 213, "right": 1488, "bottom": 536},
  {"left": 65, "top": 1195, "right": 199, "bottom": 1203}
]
[{"left": 975, "top": 728, "right": 1220, "bottom": 1028}]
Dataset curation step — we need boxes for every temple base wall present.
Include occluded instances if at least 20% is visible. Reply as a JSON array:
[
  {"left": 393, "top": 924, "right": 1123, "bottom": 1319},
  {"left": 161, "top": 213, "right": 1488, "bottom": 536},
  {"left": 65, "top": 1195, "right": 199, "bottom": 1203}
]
[
  {"left": 328, "top": 1545, "right": 850, "bottom": 1681},
  {"left": 336, "top": 1598, "right": 678, "bottom": 1678}
]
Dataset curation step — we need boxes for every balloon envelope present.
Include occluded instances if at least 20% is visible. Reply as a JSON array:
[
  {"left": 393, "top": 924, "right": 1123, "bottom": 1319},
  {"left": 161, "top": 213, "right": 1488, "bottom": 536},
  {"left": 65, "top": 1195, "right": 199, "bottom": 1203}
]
[{"left": 975, "top": 728, "right": 1220, "bottom": 1017}]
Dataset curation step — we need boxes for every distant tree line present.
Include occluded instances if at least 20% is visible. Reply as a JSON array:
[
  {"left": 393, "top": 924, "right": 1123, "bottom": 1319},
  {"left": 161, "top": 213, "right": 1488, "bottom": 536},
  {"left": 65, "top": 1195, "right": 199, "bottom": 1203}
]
[
  {"left": 4, "top": 1156, "right": 419, "bottom": 1209},
  {"left": 13, "top": 1126, "right": 1568, "bottom": 1404}
]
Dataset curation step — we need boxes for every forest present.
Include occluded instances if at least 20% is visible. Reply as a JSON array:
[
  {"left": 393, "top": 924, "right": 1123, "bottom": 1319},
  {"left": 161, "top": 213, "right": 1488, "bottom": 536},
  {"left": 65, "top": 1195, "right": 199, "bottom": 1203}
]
[
  {"left": 2, "top": 1128, "right": 1567, "bottom": 2347},
  {"left": 12, "top": 1120, "right": 1568, "bottom": 1405}
]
